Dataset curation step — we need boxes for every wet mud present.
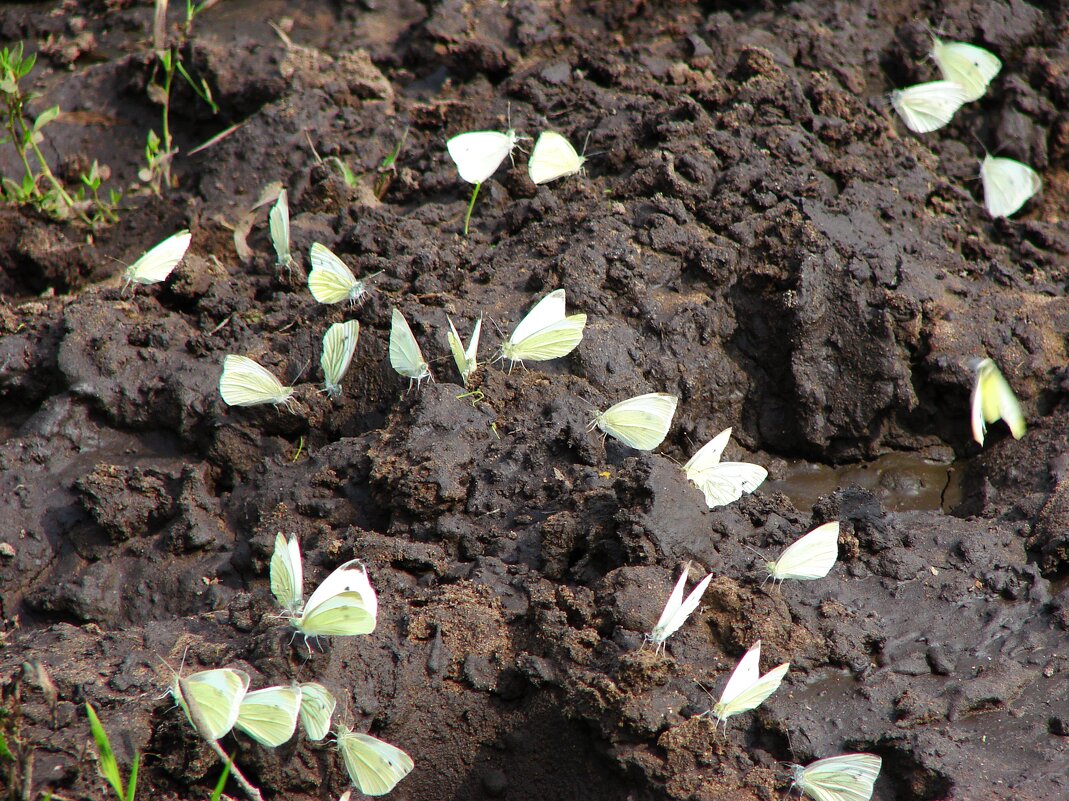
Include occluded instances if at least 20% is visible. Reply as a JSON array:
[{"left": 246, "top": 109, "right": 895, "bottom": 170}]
[{"left": 1, "top": 1, "right": 1068, "bottom": 800}]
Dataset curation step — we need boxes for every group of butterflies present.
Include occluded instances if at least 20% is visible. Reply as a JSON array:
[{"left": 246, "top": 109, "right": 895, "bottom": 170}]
[
  {"left": 446, "top": 127, "right": 587, "bottom": 231},
  {"left": 116, "top": 61, "right": 1034, "bottom": 797},
  {"left": 167, "top": 533, "right": 412, "bottom": 796},
  {"left": 215, "top": 273, "right": 773, "bottom": 509},
  {"left": 645, "top": 521, "right": 884, "bottom": 800},
  {"left": 889, "top": 34, "right": 1042, "bottom": 218}
]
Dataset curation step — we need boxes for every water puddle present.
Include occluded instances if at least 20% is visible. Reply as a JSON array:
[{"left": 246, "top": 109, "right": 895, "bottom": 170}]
[{"left": 763, "top": 452, "right": 963, "bottom": 513}]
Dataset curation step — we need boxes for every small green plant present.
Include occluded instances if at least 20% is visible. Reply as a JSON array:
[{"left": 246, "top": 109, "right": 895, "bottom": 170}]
[
  {"left": 85, "top": 703, "right": 139, "bottom": 801},
  {"left": 0, "top": 43, "right": 110, "bottom": 225},
  {"left": 77, "top": 160, "right": 122, "bottom": 226},
  {"left": 140, "top": 0, "right": 220, "bottom": 194},
  {"left": 373, "top": 127, "right": 408, "bottom": 199}
]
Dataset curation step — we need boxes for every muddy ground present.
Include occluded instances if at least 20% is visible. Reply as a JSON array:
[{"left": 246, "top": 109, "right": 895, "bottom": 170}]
[{"left": 0, "top": 0, "right": 1068, "bottom": 799}]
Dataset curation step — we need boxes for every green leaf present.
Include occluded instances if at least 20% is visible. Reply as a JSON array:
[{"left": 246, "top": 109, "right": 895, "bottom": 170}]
[
  {"left": 146, "top": 82, "right": 168, "bottom": 106},
  {"left": 32, "top": 104, "right": 59, "bottom": 131},
  {"left": 124, "top": 752, "right": 140, "bottom": 801},
  {"left": 85, "top": 703, "right": 125, "bottom": 801},
  {"left": 0, "top": 731, "right": 14, "bottom": 761}
]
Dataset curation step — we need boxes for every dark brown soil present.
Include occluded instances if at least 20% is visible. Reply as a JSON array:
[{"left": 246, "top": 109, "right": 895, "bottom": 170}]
[{"left": 1, "top": 2, "right": 1068, "bottom": 800}]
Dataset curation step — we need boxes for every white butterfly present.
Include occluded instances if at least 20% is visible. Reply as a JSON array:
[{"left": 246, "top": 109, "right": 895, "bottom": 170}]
[
  {"left": 647, "top": 563, "right": 713, "bottom": 652},
  {"left": 446, "top": 128, "right": 519, "bottom": 185},
  {"left": 170, "top": 667, "right": 250, "bottom": 741},
  {"left": 765, "top": 522, "right": 840, "bottom": 585},
  {"left": 931, "top": 38, "right": 1001, "bottom": 102},
  {"left": 708, "top": 640, "right": 789, "bottom": 727},
  {"left": 970, "top": 357, "right": 1026, "bottom": 445},
  {"left": 389, "top": 308, "right": 431, "bottom": 388},
  {"left": 307, "top": 243, "right": 379, "bottom": 305},
  {"left": 498, "top": 289, "right": 587, "bottom": 369},
  {"left": 122, "top": 230, "right": 192, "bottom": 292},
  {"left": 683, "top": 428, "right": 767, "bottom": 508},
  {"left": 528, "top": 131, "right": 586, "bottom": 185},
  {"left": 321, "top": 320, "right": 360, "bottom": 399},
  {"left": 218, "top": 355, "right": 296, "bottom": 409},
  {"left": 980, "top": 154, "right": 1041, "bottom": 218},
  {"left": 297, "top": 681, "right": 336, "bottom": 742},
  {"left": 789, "top": 753, "right": 882, "bottom": 801},
  {"left": 269, "top": 532, "right": 378, "bottom": 641},
  {"left": 269, "top": 189, "right": 293, "bottom": 270},
  {"left": 234, "top": 685, "right": 302, "bottom": 748},
  {"left": 592, "top": 392, "right": 678, "bottom": 451},
  {"left": 336, "top": 725, "right": 414, "bottom": 796},
  {"left": 890, "top": 80, "right": 967, "bottom": 133},
  {"left": 446, "top": 316, "right": 482, "bottom": 387}
]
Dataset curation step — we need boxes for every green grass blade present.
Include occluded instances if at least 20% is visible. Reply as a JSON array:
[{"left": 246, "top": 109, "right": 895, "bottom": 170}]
[
  {"left": 0, "top": 731, "right": 13, "bottom": 760},
  {"left": 125, "top": 751, "right": 140, "bottom": 801},
  {"left": 85, "top": 703, "right": 124, "bottom": 801},
  {"left": 209, "top": 751, "right": 235, "bottom": 801}
]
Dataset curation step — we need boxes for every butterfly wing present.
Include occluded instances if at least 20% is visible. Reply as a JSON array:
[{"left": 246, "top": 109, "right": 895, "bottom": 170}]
[
  {"left": 446, "top": 317, "right": 468, "bottom": 384},
  {"left": 796, "top": 753, "right": 882, "bottom": 801},
  {"left": 297, "top": 682, "right": 337, "bottom": 741},
  {"left": 649, "top": 567, "right": 688, "bottom": 643},
  {"left": 446, "top": 130, "right": 516, "bottom": 184},
  {"left": 270, "top": 532, "right": 304, "bottom": 614},
  {"left": 299, "top": 559, "right": 378, "bottom": 636},
  {"left": 716, "top": 641, "right": 762, "bottom": 711},
  {"left": 528, "top": 131, "right": 585, "bottom": 184},
  {"left": 389, "top": 308, "right": 430, "bottom": 382},
  {"left": 176, "top": 668, "right": 250, "bottom": 741},
  {"left": 321, "top": 320, "right": 360, "bottom": 398},
  {"left": 508, "top": 289, "right": 567, "bottom": 343},
  {"left": 447, "top": 316, "right": 481, "bottom": 386},
  {"left": 971, "top": 358, "right": 1025, "bottom": 444},
  {"left": 502, "top": 314, "right": 587, "bottom": 363},
  {"left": 337, "top": 727, "right": 414, "bottom": 796},
  {"left": 219, "top": 355, "right": 293, "bottom": 407},
  {"left": 595, "top": 393, "right": 678, "bottom": 450},
  {"left": 650, "top": 569, "right": 712, "bottom": 645},
  {"left": 234, "top": 685, "right": 301, "bottom": 748},
  {"left": 466, "top": 317, "right": 482, "bottom": 369},
  {"left": 769, "top": 522, "right": 840, "bottom": 581},
  {"left": 269, "top": 189, "right": 292, "bottom": 268},
  {"left": 891, "top": 81, "right": 967, "bottom": 133},
  {"left": 696, "top": 463, "right": 768, "bottom": 508},
  {"left": 932, "top": 39, "right": 1001, "bottom": 102},
  {"left": 308, "top": 242, "right": 363, "bottom": 304},
  {"left": 715, "top": 654, "right": 789, "bottom": 722},
  {"left": 980, "top": 155, "right": 1042, "bottom": 218},
  {"left": 124, "top": 230, "right": 192, "bottom": 287},
  {"left": 683, "top": 428, "right": 731, "bottom": 476}
]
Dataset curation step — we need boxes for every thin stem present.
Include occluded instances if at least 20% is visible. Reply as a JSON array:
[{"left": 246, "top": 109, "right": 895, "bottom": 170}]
[
  {"left": 6, "top": 102, "right": 39, "bottom": 198},
  {"left": 463, "top": 182, "right": 481, "bottom": 236},
  {"left": 206, "top": 740, "right": 263, "bottom": 801},
  {"left": 159, "top": 52, "right": 176, "bottom": 189},
  {"left": 28, "top": 137, "right": 88, "bottom": 222}
]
